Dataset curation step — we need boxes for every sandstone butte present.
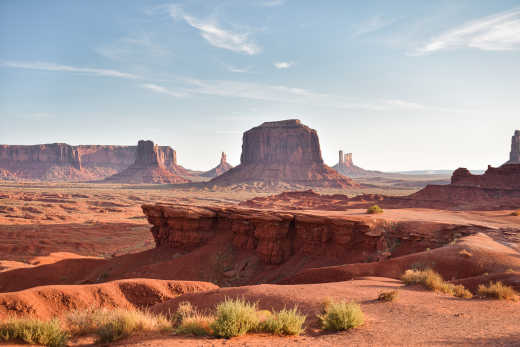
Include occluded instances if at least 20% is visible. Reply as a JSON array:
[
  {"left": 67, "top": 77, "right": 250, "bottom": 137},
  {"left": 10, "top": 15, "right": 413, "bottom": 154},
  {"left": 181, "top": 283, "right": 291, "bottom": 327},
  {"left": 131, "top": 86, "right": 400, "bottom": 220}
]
[
  {"left": 332, "top": 150, "right": 382, "bottom": 177},
  {"left": 103, "top": 140, "right": 190, "bottom": 184},
  {"left": 200, "top": 152, "right": 233, "bottom": 178},
  {"left": 208, "top": 119, "right": 357, "bottom": 188},
  {"left": 0, "top": 141, "right": 193, "bottom": 182}
]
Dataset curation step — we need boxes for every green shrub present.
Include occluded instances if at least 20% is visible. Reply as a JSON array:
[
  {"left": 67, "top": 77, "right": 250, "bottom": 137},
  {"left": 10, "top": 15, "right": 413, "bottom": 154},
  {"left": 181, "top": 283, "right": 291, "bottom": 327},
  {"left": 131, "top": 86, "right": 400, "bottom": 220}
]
[
  {"left": 67, "top": 308, "right": 171, "bottom": 343},
  {"left": 367, "top": 205, "right": 384, "bottom": 214},
  {"left": 172, "top": 301, "right": 195, "bottom": 326},
  {"left": 0, "top": 318, "right": 68, "bottom": 347},
  {"left": 259, "top": 307, "right": 306, "bottom": 336},
  {"left": 401, "top": 269, "right": 472, "bottom": 299},
  {"left": 211, "top": 298, "right": 259, "bottom": 338},
  {"left": 478, "top": 281, "right": 519, "bottom": 301},
  {"left": 176, "top": 315, "right": 214, "bottom": 336},
  {"left": 318, "top": 300, "right": 364, "bottom": 331},
  {"left": 377, "top": 290, "right": 399, "bottom": 302}
]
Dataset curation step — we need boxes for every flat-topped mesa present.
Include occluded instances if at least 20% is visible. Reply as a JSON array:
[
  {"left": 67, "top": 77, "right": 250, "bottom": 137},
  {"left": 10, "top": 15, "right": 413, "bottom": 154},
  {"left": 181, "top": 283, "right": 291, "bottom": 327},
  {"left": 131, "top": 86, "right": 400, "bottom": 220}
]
[
  {"left": 200, "top": 152, "right": 233, "bottom": 178},
  {"left": 450, "top": 164, "right": 520, "bottom": 189},
  {"left": 209, "top": 119, "right": 357, "bottom": 188},
  {"left": 0, "top": 143, "right": 82, "bottom": 170},
  {"left": 507, "top": 130, "right": 520, "bottom": 164},
  {"left": 103, "top": 140, "right": 190, "bottom": 184}
]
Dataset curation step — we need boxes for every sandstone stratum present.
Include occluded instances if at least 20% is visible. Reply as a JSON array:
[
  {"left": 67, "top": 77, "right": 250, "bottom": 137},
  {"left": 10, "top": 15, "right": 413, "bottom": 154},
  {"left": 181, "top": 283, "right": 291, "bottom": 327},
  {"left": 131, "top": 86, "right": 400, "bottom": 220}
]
[
  {"left": 103, "top": 140, "right": 190, "bottom": 184},
  {"left": 208, "top": 119, "right": 357, "bottom": 188}
]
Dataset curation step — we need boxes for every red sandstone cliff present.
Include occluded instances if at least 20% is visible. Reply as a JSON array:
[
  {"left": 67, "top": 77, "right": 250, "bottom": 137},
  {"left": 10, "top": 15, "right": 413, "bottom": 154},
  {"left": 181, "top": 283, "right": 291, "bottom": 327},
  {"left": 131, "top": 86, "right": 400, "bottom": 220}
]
[
  {"left": 103, "top": 140, "right": 190, "bottom": 184},
  {"left": 209, "top": 120, "right": 357, "bottom": 188},
  {"left": 451, "top": 164, "right": 520, "bottom": 190}
]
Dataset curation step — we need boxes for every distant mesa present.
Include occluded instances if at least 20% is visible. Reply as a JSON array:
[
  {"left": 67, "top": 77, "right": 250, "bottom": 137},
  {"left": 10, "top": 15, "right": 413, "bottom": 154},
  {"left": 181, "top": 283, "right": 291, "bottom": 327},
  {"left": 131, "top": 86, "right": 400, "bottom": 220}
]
[
  {"left": 200, "top": 152, "right": 233, "bottom": 178},
  {"left": 103, "top": 140, "right": 190, "bottom": 184},
  {"left": 332, "top": 150, "right": 382, "bottom": 177},
  {"left": 208, "top": 119, "right": 358, "bottom": 188}
]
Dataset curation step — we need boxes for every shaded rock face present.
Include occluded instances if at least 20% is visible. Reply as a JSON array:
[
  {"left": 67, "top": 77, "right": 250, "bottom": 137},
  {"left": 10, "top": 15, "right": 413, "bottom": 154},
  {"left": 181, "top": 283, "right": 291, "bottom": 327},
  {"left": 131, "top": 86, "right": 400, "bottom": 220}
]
[
  {"left": 200, "top": 152, "right": 233, "bottom": 178},
  {"left": 451, "top": 164, "right": 520, "bottom": 190},
  {"left": 209, "top": 119, "right": 357, "bottom": 188},
  {"left": 103, "top": 140, "right": 190, "bottom": 184},
  {"left": 142, "top": 204, "right": 389, "bottom": 265},
  {"left": 507, "top": 130, "right": 520, "bottom": 164},
  {"left": 332, "top": 151, "right": 381, "bottom": 178}
]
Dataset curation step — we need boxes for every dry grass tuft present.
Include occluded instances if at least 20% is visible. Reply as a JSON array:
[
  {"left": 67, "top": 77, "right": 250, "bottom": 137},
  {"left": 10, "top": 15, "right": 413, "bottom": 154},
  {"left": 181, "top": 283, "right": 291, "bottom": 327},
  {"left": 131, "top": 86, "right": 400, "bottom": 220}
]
[
  {"left": 211, "top": 298, "right": 259, "bottom": 338},
  {"left": 477, "top": 281, "right": 519, "bottom": 301},
  {"left": 401, "top": 269, "right": 473, "bottom": 299},
  {"left": 318, "top": 300, "right": 364, "bottom": 331},
  {"left": 0, "top": 318, "right": 68, "bottom": 347},
  {"left": 366, "top": 205, "right": 384, "bottom": 214},
  {"left": 259, "top": 307, "right": 306, "bottom": 336},
  {"left": 378, "top": 290, "right": 399, "bottom": 302}
]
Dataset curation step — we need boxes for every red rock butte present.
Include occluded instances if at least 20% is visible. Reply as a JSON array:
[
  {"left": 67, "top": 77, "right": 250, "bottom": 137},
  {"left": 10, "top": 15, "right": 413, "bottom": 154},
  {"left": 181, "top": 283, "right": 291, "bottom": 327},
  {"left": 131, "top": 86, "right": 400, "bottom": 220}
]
[
  {"left": 200, "top": 152, "right": 233, "bottom": 178},
  {"left": 208, "top": 119, "right": 357, "bottom": 188},
  {"left": 332, "top": 150, "right": 382, "bottom": 177},
  {"left": 103, "top": 140, "right": 190, "bottom": 184}
]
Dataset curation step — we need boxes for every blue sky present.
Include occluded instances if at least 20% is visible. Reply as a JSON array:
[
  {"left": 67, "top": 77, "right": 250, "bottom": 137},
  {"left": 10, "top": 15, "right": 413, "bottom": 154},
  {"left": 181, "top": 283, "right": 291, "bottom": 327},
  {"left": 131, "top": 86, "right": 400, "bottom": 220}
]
[{"left": 1, "top": 0, "right": 519, "bottom": 171}]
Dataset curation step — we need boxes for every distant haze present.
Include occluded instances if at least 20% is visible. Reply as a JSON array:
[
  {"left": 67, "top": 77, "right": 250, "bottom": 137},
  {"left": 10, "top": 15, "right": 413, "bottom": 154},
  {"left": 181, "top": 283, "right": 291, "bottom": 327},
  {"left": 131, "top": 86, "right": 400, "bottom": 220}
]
[{"left": 1, "top": 1, "right": 519, "bottom": 171}]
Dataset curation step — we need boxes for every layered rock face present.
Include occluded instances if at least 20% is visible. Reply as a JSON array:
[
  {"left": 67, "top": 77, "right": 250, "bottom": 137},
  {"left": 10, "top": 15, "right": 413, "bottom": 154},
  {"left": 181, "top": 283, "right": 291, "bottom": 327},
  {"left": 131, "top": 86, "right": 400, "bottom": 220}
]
[
  {"left": 209, "top": 120, "right": 357, "bottom": 188},
  {"left": 506, "top": 130, "right": 520, "bottom": 164},
  {"left": 332, "top": 150, "right": 381, "bottom": 177},
  {"left": 103, "top": 140, "right": 190, "bottom": 184},
  {"left": 0, "top": 143, "right": 85, "bottom": 180},
  {"left": 142, "top": 204, "right": 389, "bottom": 265},
  {"left": 200, "top": 152, "right": 233, "bottom": 178},
  {"left": 451, "top": 164, "right": 520, "bottom": 189}
]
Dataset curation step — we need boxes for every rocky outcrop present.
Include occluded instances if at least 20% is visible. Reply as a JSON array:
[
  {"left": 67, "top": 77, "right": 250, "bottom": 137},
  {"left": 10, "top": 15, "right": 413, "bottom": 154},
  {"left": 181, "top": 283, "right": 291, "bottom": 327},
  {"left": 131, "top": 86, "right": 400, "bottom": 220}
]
[
  {"left": 200, "top": 152, "right": 233, "bottom": 178},
  {"left": 451, "top": 164, "right": 520, "bottom": 190},
  {"left": 142, "top": 204, "right": 390, "bottom": 265},
  {"left": 506, "top": 130, "right": 520, "bottom": 164},
  {"left": 208, "top": 120, "right": 357, "bottom": 188},
  {"left": 103, "top": 140, "right": 190, "bottom": 184},
  {"left": 332, "top": 150, "right": 381, "bottom": 177}
]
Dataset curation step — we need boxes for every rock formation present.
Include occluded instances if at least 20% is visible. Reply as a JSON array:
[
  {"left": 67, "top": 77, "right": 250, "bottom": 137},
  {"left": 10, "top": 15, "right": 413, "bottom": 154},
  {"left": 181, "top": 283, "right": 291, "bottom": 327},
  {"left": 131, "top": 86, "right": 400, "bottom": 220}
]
[
  {"left": 451, "top": 164, "right": 520, "bottom": 190},
  {"left": 208, "top": 119, "right": 357, "bottom": 188},
  {"left": 506, "top": 130, "right": 520, "bottom": 164},
  {"left": 332, "top": 150, "right": 381, "bottom": 177},
  {"left": 103, "top": 140, "right": 190, "bottom": 184},
  {"left": 200, "top": 152, "right": 233, "bottom": 178}
]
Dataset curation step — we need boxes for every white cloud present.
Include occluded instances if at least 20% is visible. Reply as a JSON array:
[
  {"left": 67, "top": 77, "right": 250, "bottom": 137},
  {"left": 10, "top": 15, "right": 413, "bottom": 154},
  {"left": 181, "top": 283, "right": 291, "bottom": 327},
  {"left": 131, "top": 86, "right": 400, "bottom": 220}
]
[
  {"left": 415, "top": 7, "right": 520, "bottom": 55},
  {"left": 141, "top": 83, "right": 187, "bottom": 98},
  {"left": 353, "top": 15, "right": 398, "bottom": 37},
  {"left": 168, "top": 6, "right": 261, "bottom": 55},
  {"left": 1, "top": 61, "right": 138, "bottom": 79},
  {"left": 273, "top": 61, "right": 293, "bottom": 69},
  {"left": 225, "top": 64, "right": 251, "bottom": 73}
]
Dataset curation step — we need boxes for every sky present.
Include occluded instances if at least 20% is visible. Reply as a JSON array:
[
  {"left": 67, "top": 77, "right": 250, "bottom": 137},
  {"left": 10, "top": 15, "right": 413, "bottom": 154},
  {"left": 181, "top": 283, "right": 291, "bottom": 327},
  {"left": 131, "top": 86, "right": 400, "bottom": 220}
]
[{"left": 1, "top": 0, "right": 519, "bottom": 171}]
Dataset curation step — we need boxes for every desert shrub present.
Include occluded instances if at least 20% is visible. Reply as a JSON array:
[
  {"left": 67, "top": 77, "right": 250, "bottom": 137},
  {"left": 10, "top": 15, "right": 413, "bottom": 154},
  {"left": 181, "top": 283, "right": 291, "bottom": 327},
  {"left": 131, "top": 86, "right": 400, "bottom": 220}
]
[
  {"left": 211, "top": 298, "right": 259, "bottom": 338},
  {"left": 401, "top": 269, "right": 472, "bottom": 299},
  {"left": 477, "top": 281, "right": 519, "bottom": 301},
  {"left": 366, "top": 205, "right": 383, "bottom": 214},
  {"left": 259, "top": 307, "right": 306, "bottom": 336},
  {"left": 67, "top": 308, "right": 171, "bottom": 343},
  {"left": 318, "top": 300, "right": 364, "bottom": 331},
  {"left": 511, "top": 210, "right": 520, "bottom": 216},
  {"left": 458, "top": 249, "right": 472, "bottom": 257},
  {"left": 176, "top": 315, "right": 214, "bottom": 336},
  {"left": 377, "top": 290, "right": 399, "bottom": 302},
  {"left": 172, "top": 301, "right": 195, "bottom": 326},
  {"left": 0, "top": 318, "right": 68, "bottom": 347}
]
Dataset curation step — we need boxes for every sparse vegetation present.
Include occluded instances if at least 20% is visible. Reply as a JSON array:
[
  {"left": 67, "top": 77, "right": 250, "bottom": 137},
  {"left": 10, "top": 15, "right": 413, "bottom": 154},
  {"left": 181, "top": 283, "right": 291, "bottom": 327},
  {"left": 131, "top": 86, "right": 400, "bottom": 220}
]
[
  {"left": 378, "top": 290, "right": 399, "bottom": 302},
  {"left": 401, "top": 269, "right": 473, "bottom": 299},
  {"left": 367, "top": 205, "right": 384, "bottom": 214},
  {"left": 211, "top": 298, "right": 259, "bottom": 338},
  {"left": 511, "top": 210, "right": 520, "bottom": 216},
  {"left": 259, "top": 307, "right": 306, "bottom": 336},
  {"left": 477, "top": 281, "right": 519, "bottom": 301},
  {"left": 0, "top": 318, "right": 69, "bottom": 347},
  {"left": 318, "top": 300, "right": 364, "bottom": 331},
  {"left": 66, "top": 308, "right": 171, "bottom": 343},
  {"left": 176, "top": 315, "right": 214, "bottom": 336}
]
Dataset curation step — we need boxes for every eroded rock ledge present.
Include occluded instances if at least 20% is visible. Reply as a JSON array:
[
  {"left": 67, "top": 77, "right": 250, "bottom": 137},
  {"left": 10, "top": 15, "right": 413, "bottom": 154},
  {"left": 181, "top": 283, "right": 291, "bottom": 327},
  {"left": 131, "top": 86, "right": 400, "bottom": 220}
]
[{"left": 142, "top": 204, "right": 476, "bottom": 265}]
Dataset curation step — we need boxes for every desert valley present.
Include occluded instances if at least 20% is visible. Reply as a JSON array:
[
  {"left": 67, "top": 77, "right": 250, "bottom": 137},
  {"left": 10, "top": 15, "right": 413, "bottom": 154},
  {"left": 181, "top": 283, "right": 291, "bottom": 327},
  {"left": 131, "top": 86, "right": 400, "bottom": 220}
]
[{"left": 0, "top": 119, "right": 519, "bottom": 346}]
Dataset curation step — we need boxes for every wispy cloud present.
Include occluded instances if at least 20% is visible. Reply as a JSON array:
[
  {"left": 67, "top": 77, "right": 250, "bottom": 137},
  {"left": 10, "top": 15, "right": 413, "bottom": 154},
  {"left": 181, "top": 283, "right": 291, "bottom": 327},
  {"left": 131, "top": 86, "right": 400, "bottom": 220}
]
[
  {"left": 353, "top": 15, "right": 398, "bottom": 37},
  {"left": 258, "top": 0, "right": 286, "bottom": 7},
  {"left": 224, "top": 64, "right": 252, "bottom": 73},
  {"left": 414, "top": 7, "right": 520, "bottom": 55},
  {"left": 168, "top": 5, "right": 261, "bottom": 55},
  {"left": 273, "top": 61, "right": 293, "bottom": 69},
  {"left": 141, "top": 83, "right": 187, "bottom": 98},
  {"left": 1, "top": 61, "right": 138, "bottom": 79}
]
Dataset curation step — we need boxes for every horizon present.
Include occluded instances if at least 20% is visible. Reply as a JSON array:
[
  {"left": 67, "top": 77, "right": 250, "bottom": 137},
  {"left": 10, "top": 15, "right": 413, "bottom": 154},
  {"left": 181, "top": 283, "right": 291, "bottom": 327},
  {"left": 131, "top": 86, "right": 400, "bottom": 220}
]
[{"left": 1, "top": 1, "right": 519, "bottom": 171}]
